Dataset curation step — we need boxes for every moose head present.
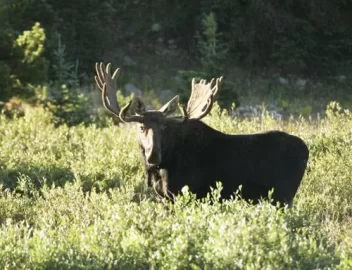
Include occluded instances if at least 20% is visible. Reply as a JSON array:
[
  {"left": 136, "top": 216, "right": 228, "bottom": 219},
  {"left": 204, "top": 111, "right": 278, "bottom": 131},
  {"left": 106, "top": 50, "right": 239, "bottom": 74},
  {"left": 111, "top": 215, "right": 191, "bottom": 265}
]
[{"left": 94, "top": 63, "right": 223, "bottom": 167}]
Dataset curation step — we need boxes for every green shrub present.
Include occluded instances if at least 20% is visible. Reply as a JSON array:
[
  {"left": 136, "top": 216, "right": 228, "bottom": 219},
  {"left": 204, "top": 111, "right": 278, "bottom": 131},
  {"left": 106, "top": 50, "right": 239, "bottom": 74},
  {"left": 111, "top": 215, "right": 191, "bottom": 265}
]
[
  {"left": 12, "top": 22, "right": 48, "bottom": 91},
  {"left": 0, "top": 102, "right": 351, "bottom": 268},
  {"left": 0, "top": 22, "right": 48, "bottom": 101}
]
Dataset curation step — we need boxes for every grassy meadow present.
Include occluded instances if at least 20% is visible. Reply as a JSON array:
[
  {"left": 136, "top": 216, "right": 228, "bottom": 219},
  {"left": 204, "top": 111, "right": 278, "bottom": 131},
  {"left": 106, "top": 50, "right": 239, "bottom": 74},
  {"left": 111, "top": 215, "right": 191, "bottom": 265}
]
[{"left": 0, "top": 102, "right": 351, "bottom": 269}]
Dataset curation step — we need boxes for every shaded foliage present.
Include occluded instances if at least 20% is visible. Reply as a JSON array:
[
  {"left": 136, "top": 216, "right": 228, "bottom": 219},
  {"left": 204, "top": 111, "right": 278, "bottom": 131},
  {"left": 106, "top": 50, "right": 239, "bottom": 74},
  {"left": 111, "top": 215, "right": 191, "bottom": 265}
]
[
  {"left": 1, "top": 0, "right": 352, "bottom": 78},
  {"left": 0, "top": 19, "right": 48, "bottom": 100},
  {"left": 1, "top": 0, "right": 352, "bottom": 125}
]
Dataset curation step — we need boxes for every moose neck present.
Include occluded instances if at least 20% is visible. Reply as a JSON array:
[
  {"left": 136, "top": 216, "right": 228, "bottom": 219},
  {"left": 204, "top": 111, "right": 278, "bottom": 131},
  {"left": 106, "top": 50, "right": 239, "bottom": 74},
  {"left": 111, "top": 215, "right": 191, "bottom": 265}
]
[
  {"left": 158, "top": 118, "right": 223, "bottom": 168},
  {"left": 157, "top": 120, "right": 179, "bottom": 167}
]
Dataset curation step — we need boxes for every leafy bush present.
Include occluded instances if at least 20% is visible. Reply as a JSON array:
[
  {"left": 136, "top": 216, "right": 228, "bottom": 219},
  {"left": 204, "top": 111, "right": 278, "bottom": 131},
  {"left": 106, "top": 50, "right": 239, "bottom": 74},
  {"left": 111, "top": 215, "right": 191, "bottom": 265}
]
[
  {"left": 0, "top": 22, "right": 48, "bottom": 101},
  {"left": 0, "top": 102, "right": 352, "bottom": 268}
]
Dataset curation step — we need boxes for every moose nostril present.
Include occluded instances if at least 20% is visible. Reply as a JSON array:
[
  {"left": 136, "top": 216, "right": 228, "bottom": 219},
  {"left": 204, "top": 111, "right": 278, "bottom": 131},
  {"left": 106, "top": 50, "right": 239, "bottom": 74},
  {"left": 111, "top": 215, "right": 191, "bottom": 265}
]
[{"left": 147, "top": 151, "right": 161, "bottom": 165}]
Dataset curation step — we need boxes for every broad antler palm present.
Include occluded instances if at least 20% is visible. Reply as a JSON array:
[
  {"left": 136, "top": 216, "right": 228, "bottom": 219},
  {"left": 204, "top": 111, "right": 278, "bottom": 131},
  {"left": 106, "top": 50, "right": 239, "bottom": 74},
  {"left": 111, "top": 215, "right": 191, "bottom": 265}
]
[
  {"left": 94, "top": 62, "right": 121, "bottom": 117},
  {"left": 184, "top": 77, "right": 223, "bottom": 120},
  {"left": 94, "top": 62, "right": 143, "bottom": 122}
]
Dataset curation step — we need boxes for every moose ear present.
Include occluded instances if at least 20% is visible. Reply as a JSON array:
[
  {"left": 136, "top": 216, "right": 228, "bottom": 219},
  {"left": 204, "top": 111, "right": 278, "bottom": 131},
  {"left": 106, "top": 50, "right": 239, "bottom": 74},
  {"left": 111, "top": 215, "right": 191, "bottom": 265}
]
[
  {"left": 131, "top": 96, "right": 146, "bottom": 115},
  {"left": 159, "top": 95, "right": 179, "bottom": 116}
]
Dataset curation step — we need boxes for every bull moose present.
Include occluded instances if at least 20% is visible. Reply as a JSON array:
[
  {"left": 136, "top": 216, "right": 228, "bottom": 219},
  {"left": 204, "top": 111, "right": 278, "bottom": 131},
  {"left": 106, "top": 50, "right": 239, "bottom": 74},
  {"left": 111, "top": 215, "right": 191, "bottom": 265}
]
[{"left": 94, "top": 63, "right": 309, "bottom": 206}]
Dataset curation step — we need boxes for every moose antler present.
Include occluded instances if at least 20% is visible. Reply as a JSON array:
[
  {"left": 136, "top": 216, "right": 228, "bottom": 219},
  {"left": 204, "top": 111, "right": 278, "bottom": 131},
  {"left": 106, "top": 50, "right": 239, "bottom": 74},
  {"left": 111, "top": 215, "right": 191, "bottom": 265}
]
[
  {"left": 185, "top": 76, "right": 223, "bottom": 120},
  {"left": 95, "top": 62, "right": 145, "bottom": 123},
  {"left": 94, "top": 62, "right": 121, "bottom": 117},
  {"left": 95, "top": 62, "right": 223, "bottom": 122},
  {"left": 119, "top": 99, "right": 144, "bottom": 123}
]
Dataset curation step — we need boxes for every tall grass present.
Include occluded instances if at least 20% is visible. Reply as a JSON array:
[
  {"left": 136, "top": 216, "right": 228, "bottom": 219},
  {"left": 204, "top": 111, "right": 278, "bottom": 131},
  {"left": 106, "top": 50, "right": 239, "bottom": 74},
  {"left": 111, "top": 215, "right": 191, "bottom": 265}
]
[{"left": 0, "top": 103, "right": 351, "bottom": 269}]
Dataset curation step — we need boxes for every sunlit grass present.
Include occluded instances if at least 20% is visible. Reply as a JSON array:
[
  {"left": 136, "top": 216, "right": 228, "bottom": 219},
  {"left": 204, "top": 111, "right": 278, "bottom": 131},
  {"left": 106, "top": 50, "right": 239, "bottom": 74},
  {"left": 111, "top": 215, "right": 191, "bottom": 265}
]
[{"left": 0, "top": 102, "right": 351, "bottom": 269}]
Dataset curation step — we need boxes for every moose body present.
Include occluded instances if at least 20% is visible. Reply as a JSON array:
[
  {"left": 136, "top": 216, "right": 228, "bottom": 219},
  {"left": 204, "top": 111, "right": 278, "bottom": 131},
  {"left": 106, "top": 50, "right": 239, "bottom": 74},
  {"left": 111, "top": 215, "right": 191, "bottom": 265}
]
[
  {"left": 94, "top": 62, "right": 309, "bottom": 206},
  {"left": 139, "top": 116, "right": 309, "bottom": 205}
]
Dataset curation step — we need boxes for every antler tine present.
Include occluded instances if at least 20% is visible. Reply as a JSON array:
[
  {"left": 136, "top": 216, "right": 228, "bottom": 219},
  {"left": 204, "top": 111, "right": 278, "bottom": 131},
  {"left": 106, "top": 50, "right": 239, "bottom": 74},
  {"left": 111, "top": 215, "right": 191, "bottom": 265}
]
[
  {"left": 185, "top": 76, "right": 223, "bottom": 120},
  {"left": 95, "top": 64, "right": 111, "bottom": 113},
  {"left": 94, "top": 63, "right": 104, "bottom": 91},
  {"left": 94, "top": 62, "right": 121, "bottom": 116},
  {"left": 212, "top": 76, "right": 223, "bottom": 97}
]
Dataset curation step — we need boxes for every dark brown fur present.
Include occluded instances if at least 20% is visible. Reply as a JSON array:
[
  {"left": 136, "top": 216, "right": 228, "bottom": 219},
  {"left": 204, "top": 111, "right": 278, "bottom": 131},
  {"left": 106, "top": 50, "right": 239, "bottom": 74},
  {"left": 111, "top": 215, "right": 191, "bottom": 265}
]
[
  {"left": 94, "top": 62, "right": 308, "bottom": 205},
  {"left": 137, "top": 113, "right": 309, "bottom": 206}
]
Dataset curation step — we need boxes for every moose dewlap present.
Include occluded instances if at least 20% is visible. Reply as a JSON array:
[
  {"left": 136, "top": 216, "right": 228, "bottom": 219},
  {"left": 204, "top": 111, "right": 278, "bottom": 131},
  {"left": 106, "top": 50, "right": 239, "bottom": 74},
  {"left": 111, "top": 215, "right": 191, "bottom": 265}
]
[{"left": 95, "top": 62, "right": 309, "bottom": 206}]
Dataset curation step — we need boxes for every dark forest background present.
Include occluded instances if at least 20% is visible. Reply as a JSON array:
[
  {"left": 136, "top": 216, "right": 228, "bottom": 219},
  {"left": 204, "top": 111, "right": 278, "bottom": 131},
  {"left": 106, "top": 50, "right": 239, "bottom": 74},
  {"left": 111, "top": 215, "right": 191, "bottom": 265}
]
[{"left": 1, "top": 0, "right": 352, "bottom": 124}]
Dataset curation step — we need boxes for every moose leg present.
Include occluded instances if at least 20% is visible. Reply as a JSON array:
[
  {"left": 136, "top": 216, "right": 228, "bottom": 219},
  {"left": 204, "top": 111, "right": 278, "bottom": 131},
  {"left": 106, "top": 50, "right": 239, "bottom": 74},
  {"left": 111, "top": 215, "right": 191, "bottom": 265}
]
[
  {"left": 146, "top": 168, "right": 153, "bottom": 187},
  {"left": 146, "top": 166, "right": 159, "bottom": 187},
  {"left": 146, "top": 167, "right": 173, "bottom": 199}
]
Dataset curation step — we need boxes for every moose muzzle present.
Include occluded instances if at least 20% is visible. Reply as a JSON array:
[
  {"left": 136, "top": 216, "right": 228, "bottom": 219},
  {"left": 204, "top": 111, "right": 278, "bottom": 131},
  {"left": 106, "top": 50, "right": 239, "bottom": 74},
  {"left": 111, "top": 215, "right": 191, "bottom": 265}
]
[{"left": 144, "top": 130, "right": 162, "bottom": 165}]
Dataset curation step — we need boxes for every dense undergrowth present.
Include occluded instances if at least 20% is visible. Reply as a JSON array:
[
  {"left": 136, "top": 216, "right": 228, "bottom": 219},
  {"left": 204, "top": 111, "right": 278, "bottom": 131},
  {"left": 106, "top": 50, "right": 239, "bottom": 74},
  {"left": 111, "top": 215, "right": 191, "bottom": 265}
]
[{"left": 0, "top": 103, "right": 351, "bottom": 269}]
